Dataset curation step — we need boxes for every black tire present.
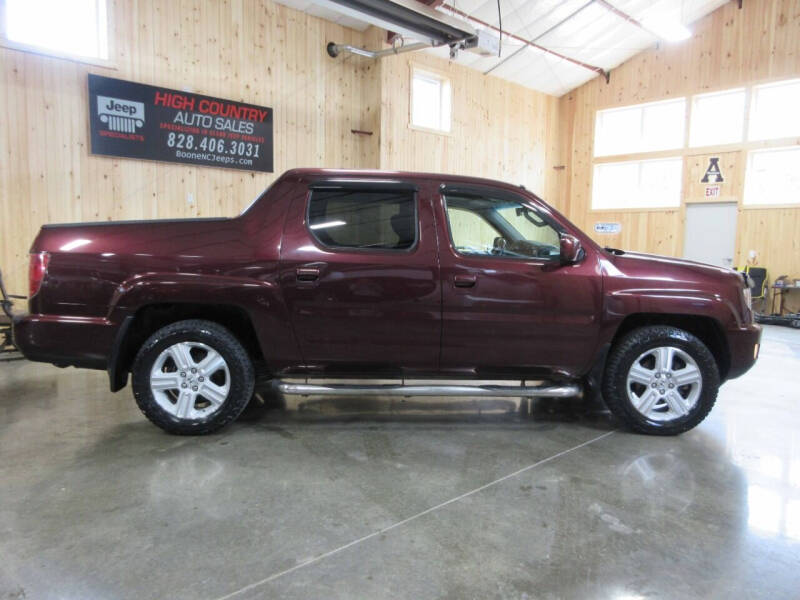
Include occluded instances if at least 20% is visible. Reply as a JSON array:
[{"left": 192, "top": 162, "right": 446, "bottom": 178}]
[
  {"left": 131, "top": 319, "right": 254, "bottom": 435},
  {"left": 602, "top": 326, "right": 720, "bottom": 436}
]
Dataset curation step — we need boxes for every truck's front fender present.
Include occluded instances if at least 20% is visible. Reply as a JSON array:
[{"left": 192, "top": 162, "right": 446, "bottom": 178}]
[{"left": 603, "top": 287, "right": 743, "bottom": 334}]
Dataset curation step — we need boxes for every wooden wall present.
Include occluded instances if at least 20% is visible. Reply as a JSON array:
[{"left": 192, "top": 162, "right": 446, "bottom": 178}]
[
  {"left": 0, "top": 0, "right": 563, "bottom": 296},
  {"left": 0, "top": 0, "right": 385, "bottom": 294},
  {"left": 377, "top": 51, "right": 565, "bottom": 203},
  {"left": 560, "top": 0, "right": 800, "bottom": 309}
]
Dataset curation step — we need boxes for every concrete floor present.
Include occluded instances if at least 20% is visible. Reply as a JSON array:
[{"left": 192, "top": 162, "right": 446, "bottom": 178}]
[{"left": 1, "top": 325, "right": 799, "bottom": 600}]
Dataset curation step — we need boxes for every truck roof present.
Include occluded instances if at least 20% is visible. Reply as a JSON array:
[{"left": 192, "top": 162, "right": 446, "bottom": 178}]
[{"left": 279, "top": 168, "right": 533, "bottom": 195}]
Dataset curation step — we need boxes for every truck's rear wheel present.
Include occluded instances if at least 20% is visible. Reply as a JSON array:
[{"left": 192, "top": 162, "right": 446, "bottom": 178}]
[
  {"left": 131, "top": 319, "right": 254, "bottom": 435},
  {"left": 602, "top": 326, "right": 720, "bottom": 435}
]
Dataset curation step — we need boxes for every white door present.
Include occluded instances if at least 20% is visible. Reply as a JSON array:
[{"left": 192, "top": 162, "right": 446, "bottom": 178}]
[{"left": 683, "top": 202, "right": 738, "bottom": 268}]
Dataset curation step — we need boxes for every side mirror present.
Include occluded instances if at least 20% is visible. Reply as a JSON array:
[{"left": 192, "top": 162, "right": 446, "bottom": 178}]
[{"left": 559, "top": 233, "right": 583, "bottom": 265}]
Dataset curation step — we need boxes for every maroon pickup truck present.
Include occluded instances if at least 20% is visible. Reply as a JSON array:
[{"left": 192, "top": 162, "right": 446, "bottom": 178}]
[{"left": 12, "top": 168, "right": 761, "bottom": 435}]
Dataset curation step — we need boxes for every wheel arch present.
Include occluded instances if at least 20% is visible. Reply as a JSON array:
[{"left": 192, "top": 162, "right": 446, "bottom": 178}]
[
  {"left": 108, "top": 302, "right": 264, "bottom": 392},
  {"left": 610, "top": 313, "right": 731, "bottom": 381}
]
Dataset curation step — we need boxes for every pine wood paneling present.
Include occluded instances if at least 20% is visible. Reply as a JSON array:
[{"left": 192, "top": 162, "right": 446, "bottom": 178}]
[
  {"left": 561, "top": 0, "right": 800, "bottom": 310},
  {"left": 378, "top": 51, "right": 563, "bottom": 201}
]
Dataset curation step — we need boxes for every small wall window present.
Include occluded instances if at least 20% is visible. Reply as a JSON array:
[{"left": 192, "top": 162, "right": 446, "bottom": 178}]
[
  {"left": 1, "top": 0, "right": 109, "bottom": 61},
  {"left": 308, "top": 189, "right": 417, "bottom": 250},
  {"left": 749, "top": 79, "right": 800, "bottom": 141},
  {"left": 444, "top": 194, "right": 561, "bottom": 260},
  {"left": 689, "top": 88, "right": 746, "bottom": 147},
  {"left": 592, "top": 158, "right": 683, "bottom": 210},
  {"left": 743, "top": 146, "right": 800, "bottom": 206},
  {"left": 411, "top": 68, "right": 451, "bottom": 133},
  {"left": 594, "top": 98, "right": 685, "bottom": 157}
]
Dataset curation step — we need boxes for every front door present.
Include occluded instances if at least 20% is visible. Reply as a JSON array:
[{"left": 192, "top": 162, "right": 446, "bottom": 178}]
[
  {"left": 280, "top": 180, "right": 441, "bottom": 376},
  {"left": 435, "top": 185, "right": 601, "bottom": 379}
]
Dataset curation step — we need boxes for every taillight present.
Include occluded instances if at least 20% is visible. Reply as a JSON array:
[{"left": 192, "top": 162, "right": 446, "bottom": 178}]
[{"left": 28, "top": 251, "right": 50, "bottom": 298}]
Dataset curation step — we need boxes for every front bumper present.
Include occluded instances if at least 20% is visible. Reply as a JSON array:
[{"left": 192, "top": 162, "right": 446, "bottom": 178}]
[
  {"left": 12, "top": 313, "right": 116, "bottom": 370},
  {"left": 726, "top": 323, "right": 762, "bottom": 380}
]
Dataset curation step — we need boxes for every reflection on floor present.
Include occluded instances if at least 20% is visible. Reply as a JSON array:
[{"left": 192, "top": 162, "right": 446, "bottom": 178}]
[{"left": 0, "top": 325, "right": 798, "bottom": 600}]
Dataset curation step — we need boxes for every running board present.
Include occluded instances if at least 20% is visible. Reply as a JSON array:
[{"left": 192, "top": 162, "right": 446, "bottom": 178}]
[{"left": 276, "top": 381, "right": 581, "bottom": 398}]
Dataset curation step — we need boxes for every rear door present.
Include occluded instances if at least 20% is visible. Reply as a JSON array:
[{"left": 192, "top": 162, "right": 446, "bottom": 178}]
[
  {"left": 435, "top": 184, "right": 601, "bottom": 379},
  {"left": 279, "top": 179, "right": 441, "bottom": 376}
]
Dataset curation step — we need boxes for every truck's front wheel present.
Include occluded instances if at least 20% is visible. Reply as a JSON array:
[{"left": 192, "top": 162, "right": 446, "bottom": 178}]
[
  {"left": 131, "top": 319, "right": 254, "bottom": 435},
  {"left": 602, "top": 326, "right": 720, "bottom": 435}
]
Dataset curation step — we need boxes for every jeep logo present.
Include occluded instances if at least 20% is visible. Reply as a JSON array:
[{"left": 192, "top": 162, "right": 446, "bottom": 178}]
[
  {"left": 97, "top": 95, "right": 145, "bottom": 132},
  {"left": 105, "top": 99, "right": 137, "bottom": 115}
]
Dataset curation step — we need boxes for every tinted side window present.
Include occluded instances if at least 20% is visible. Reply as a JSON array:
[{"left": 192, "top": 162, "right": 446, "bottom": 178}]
[
  {"left": 444, "top": 194, "right": 561, "bottom": 260},
  {"left": 308, "top": 189, "right": 416, "bottom": 250}
]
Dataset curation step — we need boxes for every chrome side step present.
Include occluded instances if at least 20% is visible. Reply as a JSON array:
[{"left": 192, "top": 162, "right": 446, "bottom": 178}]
[{"left": 276, "top": 381, "right": 581, "bottom": 398}]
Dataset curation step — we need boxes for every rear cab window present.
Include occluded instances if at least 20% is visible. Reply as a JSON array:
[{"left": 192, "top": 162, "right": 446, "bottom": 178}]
[{"left": 307, "top": 188, "right": 417, "bottom": 251}]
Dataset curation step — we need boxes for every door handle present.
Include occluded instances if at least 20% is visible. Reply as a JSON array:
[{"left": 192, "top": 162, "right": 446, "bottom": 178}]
[
  {"left": 453, "top": 275, "right": 477, "bottom": 288},
  {"left": 296, "top": 267, "right": 320, "bottom": 281}
]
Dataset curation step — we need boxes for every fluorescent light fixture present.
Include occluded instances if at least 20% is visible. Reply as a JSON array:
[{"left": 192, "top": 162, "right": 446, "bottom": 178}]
[
  {"left": 641, "top": 18, "right": 691, "bottom": 42},
  {"left": 310, "top": 220, "right": 346, "bottom": 230}
]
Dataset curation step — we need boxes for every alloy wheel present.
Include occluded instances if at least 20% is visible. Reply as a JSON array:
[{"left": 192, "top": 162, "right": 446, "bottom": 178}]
[
  {"left": 626, "top": 346, "right": 703, "bottom": 422},
  {"left": 149, "top": 342, "right": 230, "bottom": 420}
]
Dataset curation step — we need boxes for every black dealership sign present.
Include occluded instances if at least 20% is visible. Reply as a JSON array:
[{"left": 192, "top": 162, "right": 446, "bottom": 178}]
[{"left": 88, "top": 74, "right": 273, "bottom": 172}]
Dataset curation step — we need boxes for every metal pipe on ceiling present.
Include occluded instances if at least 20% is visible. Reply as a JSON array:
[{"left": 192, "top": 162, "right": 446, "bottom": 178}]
[
  {"left": 324, "top": 0, "right": 475, "bottom": 62},
  {"left": 327, "top": 41, "right": 432, "bottom": 59},
  {"left": 441, "top": 2, "right": 609, "bottom": 82}
]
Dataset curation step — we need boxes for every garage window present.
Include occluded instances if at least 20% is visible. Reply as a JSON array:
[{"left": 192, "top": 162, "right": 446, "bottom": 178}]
[
  {"left": 1, "top": 0, "right": 109, "bottom": 61},
  {"left": 743, "top": 146, "right": 800, "bottom": 206},
  {"left": 594, "top": 98, "right": 686, "bottom": 156},
  {"left": 749, "top": 79, "right": 800, "bottom": 141},
  {"left": 592, "top": 158, "right": 683, "bottom": 210},
  {"left": 689, "top": 88, "right": 746, "bottom": 147},
  {"left": 308, "top": 189, "right": 417, "bottom": 250},
  {"left": 411, "top": 68, "right": 451, "bottom": 133}
]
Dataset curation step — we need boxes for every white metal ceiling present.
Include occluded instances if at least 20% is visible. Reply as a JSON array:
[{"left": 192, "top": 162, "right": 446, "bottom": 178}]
[{"left": 274, "top": 0, "right": 730, "bottom": 96}]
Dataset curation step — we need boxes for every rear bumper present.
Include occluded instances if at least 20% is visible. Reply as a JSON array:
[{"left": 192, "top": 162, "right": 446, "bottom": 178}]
[
  {"left": 12, "top": 313, "right": 116, "bottom": 370},
  {"left": 726, "top": 323, "right": 762, "bottom": 380}
]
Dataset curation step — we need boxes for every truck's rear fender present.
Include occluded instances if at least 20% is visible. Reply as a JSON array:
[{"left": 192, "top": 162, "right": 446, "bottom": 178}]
[
  {"left": 27, "top": 216, "right": 252, "bottom": 317},
  {"left": 107, "top": 272, "right": 301, "bottom": 391}
]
